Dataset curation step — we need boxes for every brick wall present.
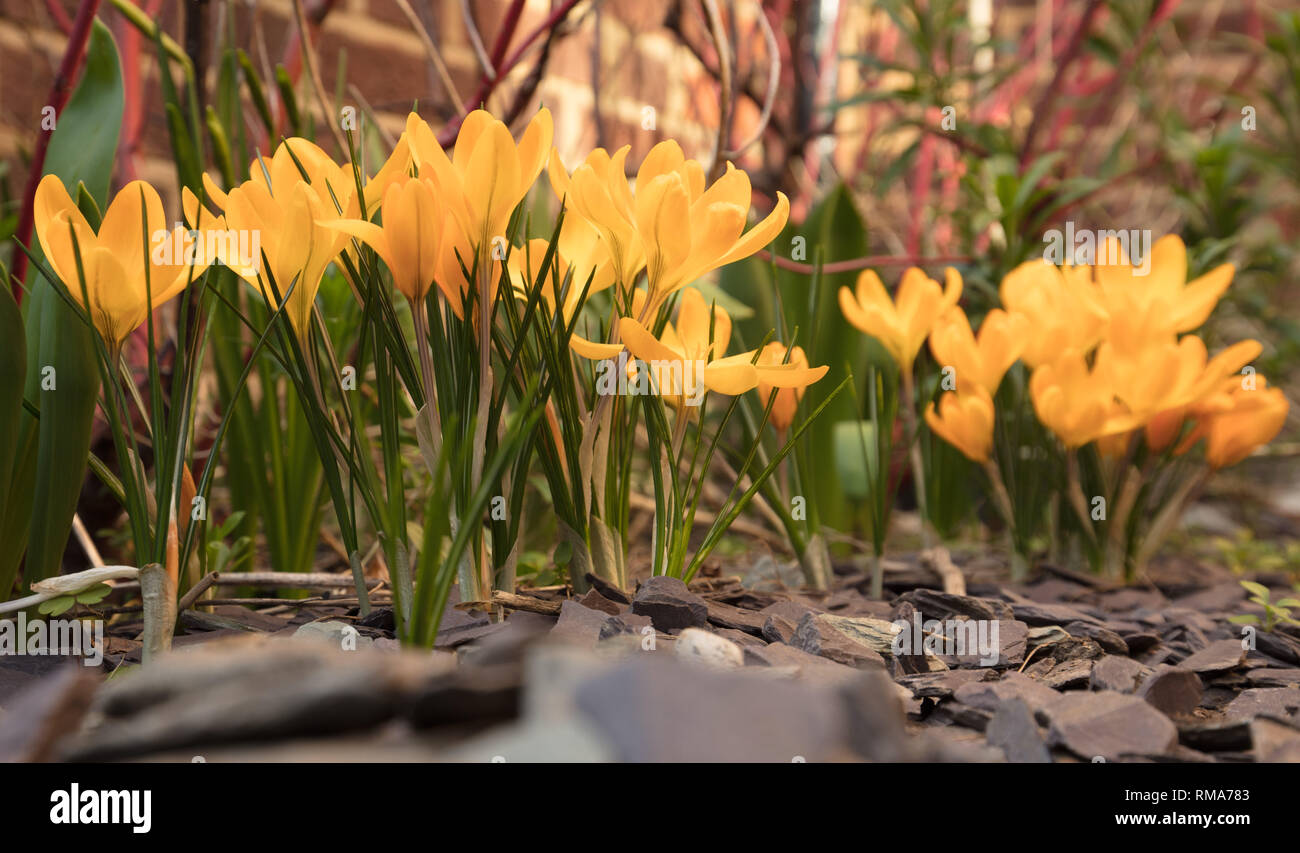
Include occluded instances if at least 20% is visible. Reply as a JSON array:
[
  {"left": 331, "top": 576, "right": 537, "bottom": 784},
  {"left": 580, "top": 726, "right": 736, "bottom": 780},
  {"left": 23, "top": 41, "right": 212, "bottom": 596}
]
[{"left": 0, "top": 0, "right": 749, "bottom": 213}]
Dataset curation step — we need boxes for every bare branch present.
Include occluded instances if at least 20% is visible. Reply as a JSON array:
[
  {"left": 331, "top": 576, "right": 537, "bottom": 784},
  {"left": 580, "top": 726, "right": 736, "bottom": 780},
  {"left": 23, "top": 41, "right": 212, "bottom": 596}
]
[
  {"left": 459, "top": 0, "right": 497, "bottom": 80},
  {"left": 702, "top": 0, "right": 734, "bottom": 182},
  {"left": 725, "top": 1, "right": 780, "bottom": 160},
  {"left": 394, "top": 0, "right": 467, "bottom": 108}
]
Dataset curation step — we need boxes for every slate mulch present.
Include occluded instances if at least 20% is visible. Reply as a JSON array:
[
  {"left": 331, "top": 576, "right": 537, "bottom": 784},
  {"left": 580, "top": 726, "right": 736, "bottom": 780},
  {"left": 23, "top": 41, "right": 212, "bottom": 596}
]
[{"left": 2, "top": 551, "right": 1299, "bottom": 762}]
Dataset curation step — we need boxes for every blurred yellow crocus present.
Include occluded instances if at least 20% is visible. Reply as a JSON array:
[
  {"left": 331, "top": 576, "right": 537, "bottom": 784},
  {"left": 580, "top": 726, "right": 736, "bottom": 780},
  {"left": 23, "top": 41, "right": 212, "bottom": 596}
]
[
  {"left": 1094, "top": 234, "right": 1234, "bottom": 337},
  {"left": 928, "top": 306, "right": 1028, "bottom": 396},
  {"left": 839, "top": 266, "right": 963, "bottom": 375},
  {"left": 999, "top": 260, "right": 1107, "bottom": 368},
  {"left": 1030, "top": 351, "right": 1137, "bottom": 448},
  {"left": 924, "top": 388, "right": 995, "bottom": 463},
  {"left": 34, "top": 175, "right": 202, "bottom": 350},
  {"left": 755, "top": 342, "right": 824, "bottom": 432},
  {"left": 1167, "top": 375, "right": 1290, "bottom": 468},
  {"left": 1095, "top": 335, "right": 1261, "bottom": 424}
]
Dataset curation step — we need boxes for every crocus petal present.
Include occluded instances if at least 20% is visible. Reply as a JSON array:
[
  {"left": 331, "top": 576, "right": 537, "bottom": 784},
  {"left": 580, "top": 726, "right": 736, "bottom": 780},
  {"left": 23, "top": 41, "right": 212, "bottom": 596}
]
[
  {"left": 618, "top": 316, "right": 686, "bottom": 365},
  {"left": 702, "top": 354, "right": 760, "bottom": 395},
  {"left": 1172, "top": 263, "right": 1234, "bottom": 332},
  {"left": 569, "top": 334, "right": 626, "bottom": 360}
]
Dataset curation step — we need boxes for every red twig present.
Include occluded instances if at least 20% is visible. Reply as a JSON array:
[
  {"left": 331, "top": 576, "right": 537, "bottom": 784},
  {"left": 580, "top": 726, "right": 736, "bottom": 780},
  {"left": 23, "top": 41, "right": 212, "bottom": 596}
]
[
  {"left": 437, "top": 0, "right": 583, "bottom": 146},
  {"left": 756, "top": 250, "right": 969, "bottom": 275},
  {"left": 46, "top": 0, "right": 74, "bottom": 34},
  {"left": 11, "top": 0, "right": 103, "bottom": 303}
]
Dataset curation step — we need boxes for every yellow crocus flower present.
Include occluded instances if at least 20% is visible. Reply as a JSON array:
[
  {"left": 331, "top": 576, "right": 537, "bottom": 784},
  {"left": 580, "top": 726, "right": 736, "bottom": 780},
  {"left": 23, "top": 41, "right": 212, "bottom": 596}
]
[
  {"left": 1094, "top": 234, "right": 1234, "bottom": 337},
  {"left": 507, "top": 232, "right": 615, "bottom": 321},
  {"left": 928, "top": 306, "right": 1028, "bottom": 396},
  {"left": 34, "top": 175, "right": 202, "bottom": 350},
  {"left": 999, "top": 260, "right": 1108, "bottom": 368},
  {"left": 839, "top": 266, "right": 963, "bottom": 375},
  {"left": 1029, "top": 351, "right": 1138, "bottom": 448},
  {"left": 319, "top": 175, "right": 448, "bottom": 305},
  {"left": 1176, "top": 375, "right": 1289, "bottom": 469},
  {"left": 199, "top": 138, "right": 356, "bottom": 336},
  {"left": 1094, "top": 335, "right": 1261, "bottom": 424},
  {"left": 755, "top": 342, "right": 824, "bottom": 432},
  {"left": 395, "top": 108, "right": 551, "bottom": 315},
  {"left": 563, "top": 140, "right": 788, "bottom": 309},
  {"left": 617, "top": 288, "right": 823, "bottom": 403},
  {"left": 924, "top": 387, "right": 995, "bottom": 463}
]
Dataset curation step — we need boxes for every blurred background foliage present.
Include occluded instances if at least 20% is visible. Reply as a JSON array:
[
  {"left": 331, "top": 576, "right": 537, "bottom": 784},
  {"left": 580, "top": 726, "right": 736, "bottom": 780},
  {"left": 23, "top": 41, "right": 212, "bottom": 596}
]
[{"left": 1, "top": 0, "right": 1297, "bottom": 583}]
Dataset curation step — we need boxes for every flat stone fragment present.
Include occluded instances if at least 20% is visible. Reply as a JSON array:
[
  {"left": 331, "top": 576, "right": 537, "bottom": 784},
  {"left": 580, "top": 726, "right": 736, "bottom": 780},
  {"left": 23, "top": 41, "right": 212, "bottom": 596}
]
[
  {"left": 631, "top": 576, "right": 709, "bottom": 631},
  {"left": 817, "top": 613, "right": 901, "bottom": 654},
  {"left": 789, "top": 613, "right": 886, "bottom": 669},
  {"left": 1225, "top": 687, "right": 1300, "bottom": 721},
  {"left": 1136, "top": 666, "right": 1202, "bottom": 718},
  {"left": 578, "top": 589, "right": 623, "bottom": 616},
  {"left": 1064, "top": 621, "right": 1129, "bottom": 655},
  {"left": 406, "top": 663, "right": 520, "bottom": 727},
  {"left": 64, "top": 639, "right": 453, "bottom": 761},
  {"left": 954, "top": 671, "right": 1062, "bottom": 716},
  {"left": 759, "top": 600, "right": 815, "bottom": 644},
  {"left": 704, "top": 599, "right": 766, "bottom": 635},
  {"left": 1090, "top": 655, "right": 1150, "bottom": 693},
  {"left": 1009, "top": 600, "right": 1102, "bottom": 627},
  {"left": 1250, "top": 717, "right": 1300, "bottom": 762},
  {"left": 1172, "top": 581, "right": 1246, "bottom": 612},
  {"left": 986, "top": 697, "right": 1051, "bottom": 763},
  {"left": 550, "top": 600, "right": 614, "bottom": 646},
  {"left": 838, "top": 670, "right": 921, "bottom": 761},
  {"left": 713, "top": 627, "right": 766, "bottom": 648},
  {"left": 1044, "top": 691, "right": 1178, "bottom": 761},
  {"left": 1245, "top": 668, "right": 1300, "bottom": 688},
  {"left": 1038, "top": 658, "right": 1094, "bottom": 690},
  {"left": 893, "top": 589, "right": 1014, "bottom": 623},
  {"left": 1178, "top": 638, "right": 1248, "bottom": 674},
  {"left": 1255, "top": 631, "right": 1300, "bottom": 666},
  {"left": 742, "top": 642, "right": 863, "bottom": 686},
  {"left": 762, "top": 614, "right": 799, "bottom": 644},
  {"left": 898, "top": 669, "right": 990, "bottom": 699},
  {"left": 1177, "top": 718, "right": 1252, "bottom": 752}
]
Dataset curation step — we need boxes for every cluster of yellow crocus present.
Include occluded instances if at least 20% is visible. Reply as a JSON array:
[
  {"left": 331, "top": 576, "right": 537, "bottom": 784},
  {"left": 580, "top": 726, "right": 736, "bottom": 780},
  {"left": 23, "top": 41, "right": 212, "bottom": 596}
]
[
  {"left": 547, "top": 139, "right": 825, "bottom": 413},
  {"left": 33, "top": 107, "right": 822, "bottom": 422},
  {"left": 840, "top": 235, "right": 1288, "bottom": 473}
]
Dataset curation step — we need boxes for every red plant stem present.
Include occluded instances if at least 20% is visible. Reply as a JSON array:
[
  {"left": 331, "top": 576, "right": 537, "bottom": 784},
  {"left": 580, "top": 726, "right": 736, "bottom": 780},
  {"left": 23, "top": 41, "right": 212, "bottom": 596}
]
[
  {"left": 11, "top": 0, "right": 103, "bottom": 303},
  {"left": 46, "top": 0, "right": 74, "bottom": 34},
  {"left": 437, "top": 0, "right": 582, "bottom": 146},
  {"left": 1018, "top": 0, "right": 1105, "bottom": 169},
  {"left": 756, "top": 250, "right": 969, "bottom": 275},
  {"left": 907, "top": 118, "right": 936, "bottom": 256}
]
